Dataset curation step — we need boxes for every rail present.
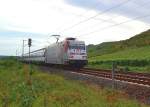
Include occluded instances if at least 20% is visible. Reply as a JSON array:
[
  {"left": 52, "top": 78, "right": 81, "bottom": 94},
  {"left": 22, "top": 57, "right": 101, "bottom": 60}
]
[{"left": 71, "top": 68, "right": 150, "bottom": 86}]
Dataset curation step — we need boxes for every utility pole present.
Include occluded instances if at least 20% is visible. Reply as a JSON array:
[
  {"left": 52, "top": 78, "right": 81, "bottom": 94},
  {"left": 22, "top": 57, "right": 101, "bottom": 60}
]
[
  {"left": 16, "top": 50, "right": 18, "bottom": 57},
  {"left": 27, "top": 38, "right": 32, "bottom": 85},
  {"left": 22, "top": 40, "right": 27, "bottom": 58},
  {"left": 16, "top": 50, "right": 18, "bottom": 62}
]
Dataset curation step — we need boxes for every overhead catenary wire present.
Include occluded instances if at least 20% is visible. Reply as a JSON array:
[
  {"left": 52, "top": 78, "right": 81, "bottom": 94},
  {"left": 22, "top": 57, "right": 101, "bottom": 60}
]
[
  {"left": 54, "top": 0, "right": 106, "bottom": 33},
  {"left": 75, "top": 0, "right": 150, "bottom": 37},
  {"left": 77, "top": 13, "right": 150, "bottom": 38},
  {"left": 39, "top": 0, "right": 149, "bottom": 47},
  {"left": 57, "top": 0, "right": 150, "bottom": 37},
  {"left": 59, "top": 0, "right": 132, "bottom": 33},
  {"left": 46, "top": 0, "right": 134, "bottom": 42}
]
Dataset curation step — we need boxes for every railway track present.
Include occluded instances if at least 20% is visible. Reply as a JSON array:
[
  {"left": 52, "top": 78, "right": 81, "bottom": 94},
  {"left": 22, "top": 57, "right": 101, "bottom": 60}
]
[
  {"left": 39, "top": 65, "right": 150, "bottom": 86},
  {"left": 39, "top": 65, "right": 150, "bottom": 104},
  {"left": 84, "top": 68, "right": 150, "bottom": 78},
  {"left": 71, "top": 68, "right": 150, "bottom": 86}
]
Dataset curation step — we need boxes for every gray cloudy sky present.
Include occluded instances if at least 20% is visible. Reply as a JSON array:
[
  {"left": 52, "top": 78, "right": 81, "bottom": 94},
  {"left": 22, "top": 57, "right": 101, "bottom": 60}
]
[
  {"left": 65, "top": 0, "right": 150, "bottom": 23},
  {"left": 0, "top": 0, "right": 150, "bottom": 55}
]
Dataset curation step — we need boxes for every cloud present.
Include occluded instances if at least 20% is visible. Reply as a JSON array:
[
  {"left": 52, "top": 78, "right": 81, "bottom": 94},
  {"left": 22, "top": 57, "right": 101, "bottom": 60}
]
[{"left": 64, "top": 0, "right": 150, "bottom": 23}]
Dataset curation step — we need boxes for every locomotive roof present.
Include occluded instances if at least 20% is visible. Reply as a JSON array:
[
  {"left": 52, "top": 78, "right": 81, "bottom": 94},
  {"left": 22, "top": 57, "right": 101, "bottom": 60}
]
[
  {"left": 47, "top": 39, "right": 85, "bottom": 47},
  {"left": 67, "top": 40, "right": 85, "bottom": 45}
]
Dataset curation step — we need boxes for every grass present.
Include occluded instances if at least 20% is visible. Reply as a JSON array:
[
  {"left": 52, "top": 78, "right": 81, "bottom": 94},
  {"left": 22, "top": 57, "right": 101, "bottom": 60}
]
[
  {"left": 89, "top": 46, "right": 150, "bottom": 61},
  {"left": 87, "top": 63, "right": 150, "bottom": 73},
  {"left": 87, "top": 46, "right": 150, "bottom": 73},
  {"left": 0, "top": 58, "right": 149, "bottom": 107}
]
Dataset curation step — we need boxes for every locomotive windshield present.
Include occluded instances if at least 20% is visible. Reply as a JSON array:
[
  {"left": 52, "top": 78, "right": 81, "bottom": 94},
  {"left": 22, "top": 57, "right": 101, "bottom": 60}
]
[{"left": 69, "top": 44, "right": 85, "bottom": 50}]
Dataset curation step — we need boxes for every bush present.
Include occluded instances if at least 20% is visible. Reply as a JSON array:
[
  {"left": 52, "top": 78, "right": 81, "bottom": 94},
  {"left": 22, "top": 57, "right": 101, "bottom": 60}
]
[{"left": 90, "top": 60, "right": 150, "bottom": 67}]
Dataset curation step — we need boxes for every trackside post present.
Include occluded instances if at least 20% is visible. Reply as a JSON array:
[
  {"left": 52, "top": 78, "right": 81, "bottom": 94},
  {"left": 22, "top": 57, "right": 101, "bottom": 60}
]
[
  {"left": 28, "top": 38, "right": 32, "bottom": 85},
  {"left": 112, "top": 62, "right": 116, "bottom": 89}
]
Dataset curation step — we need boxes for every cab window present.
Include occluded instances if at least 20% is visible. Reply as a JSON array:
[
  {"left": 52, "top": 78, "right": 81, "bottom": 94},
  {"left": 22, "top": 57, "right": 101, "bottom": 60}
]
[{"left": 69, "top": 45, "right": 85, "bottom": 50}]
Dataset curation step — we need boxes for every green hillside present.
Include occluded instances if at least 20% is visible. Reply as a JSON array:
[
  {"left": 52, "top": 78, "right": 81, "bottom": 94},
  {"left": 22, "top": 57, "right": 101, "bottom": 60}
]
[
  {"left": 90, "top": 46, "right": 150, "bottom": 61},
  {"left": 88, "top": 29, "right": 150, "bottom": 58},
  {"left": 87, "top": 29, "right": 150, "bottom": 72}
]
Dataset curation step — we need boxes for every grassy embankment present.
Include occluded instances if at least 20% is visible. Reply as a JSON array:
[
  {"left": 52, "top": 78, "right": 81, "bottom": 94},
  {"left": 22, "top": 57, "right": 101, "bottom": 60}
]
[
  {"left": 87, "top": 30, "right": 150, "bottom": 73},
  {"left": 0, "top": 58, "right": 149, "bottom": 107},
  {"left": 88, "top": 46, "right": 150, "bottom": 73}
]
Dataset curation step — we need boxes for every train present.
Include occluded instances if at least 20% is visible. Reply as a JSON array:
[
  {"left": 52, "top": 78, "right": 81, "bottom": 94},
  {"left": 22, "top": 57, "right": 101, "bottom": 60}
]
[{"left": 22, "top": 37, "right": 88, "bottom": 68}]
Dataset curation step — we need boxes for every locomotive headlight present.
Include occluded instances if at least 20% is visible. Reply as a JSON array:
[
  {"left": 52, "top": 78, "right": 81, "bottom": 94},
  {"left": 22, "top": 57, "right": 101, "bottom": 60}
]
[
  {"left": 82, "top": 56, "right": 87, "bottom": 59},
  {"left": 69, "top": 55, "right": 74, "bottom": 58}
]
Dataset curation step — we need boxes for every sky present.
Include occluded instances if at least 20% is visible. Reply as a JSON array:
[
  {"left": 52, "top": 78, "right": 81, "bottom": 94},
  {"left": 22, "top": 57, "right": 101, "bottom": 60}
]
[{"left": 0, "top": 0, "right": 150, "bottom": 55}]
